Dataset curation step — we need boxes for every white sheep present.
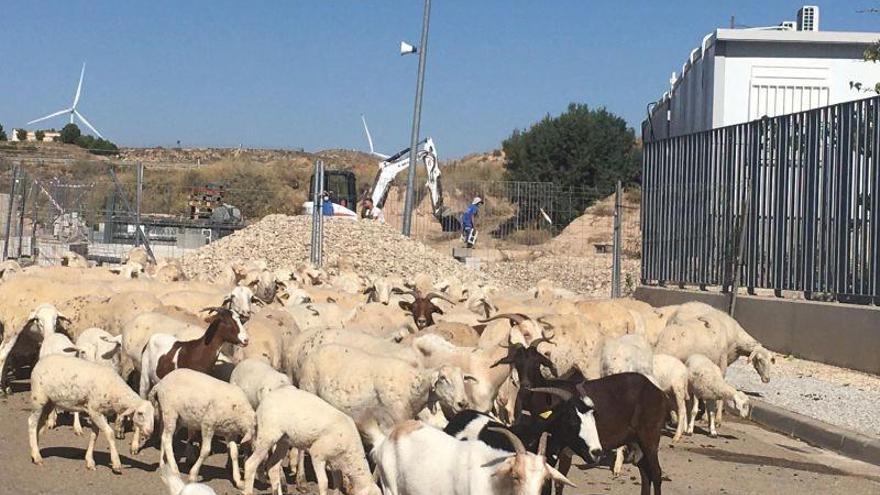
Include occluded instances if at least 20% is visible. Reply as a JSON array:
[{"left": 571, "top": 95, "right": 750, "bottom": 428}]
[
  {"left": 28, "top": 355, "right": 155, "bottom": 473},
  {"left": 230, "top": 358, "right": 292, "bottom": 409},
  {"left": 685, "top": 354, "right": 750, "bottom": 437},
  {"left": 149, "top": 369, "right": 255, "bottom": 488},
  {"left": 75, "top": 327, "right": 123, "bottom": 373},
  {"left": 652, "top": 354, "right": 689, "bottom": 442},
  {"left": 242, "top": 386, "right": 381, "bottom": 495},
  {"left": 298, "top": 344, "right": 470, "bottom": 444},
  {"left": 109, "top": 261, "right": 144, "bottom": 279},
  {"left": 599, "top": 333, "right": 654, "bottom": 378},
  {"left": 38, "top": 333, "right": 80, "bottom": 360},
  {"left": 0, "top": 303, "right": 72, "bottom": 392},
  {"left": 160, "top": 463, "right": 216, "bottom": 495}
]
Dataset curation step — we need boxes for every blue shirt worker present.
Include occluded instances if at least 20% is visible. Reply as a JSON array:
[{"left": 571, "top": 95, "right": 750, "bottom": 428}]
[
  {"left": 321, "top": 193, "right": 334, "bottom": 216},
  {"left": 462, "top": 197, "right": 483, "bottom": 248}
]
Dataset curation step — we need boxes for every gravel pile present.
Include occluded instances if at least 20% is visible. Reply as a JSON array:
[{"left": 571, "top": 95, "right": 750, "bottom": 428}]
[
  {"left": 726, "top": 357, "right": 880, "bottom": 438},
  {"left": 181, "top": 214, "right": 488, "bottom": 284},
  {"left": 483, "top": 255, "right": 641, "bottom": 297}
]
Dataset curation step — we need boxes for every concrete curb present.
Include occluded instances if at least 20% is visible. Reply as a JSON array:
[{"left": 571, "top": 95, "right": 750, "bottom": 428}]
[{"left": 743, "top": 399, "right": 880, "bottom": 465}]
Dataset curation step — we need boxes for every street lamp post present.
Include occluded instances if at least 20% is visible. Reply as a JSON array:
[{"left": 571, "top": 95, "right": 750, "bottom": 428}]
[{"left": 401, "top": 0, "right": 432, "bottom": 237}]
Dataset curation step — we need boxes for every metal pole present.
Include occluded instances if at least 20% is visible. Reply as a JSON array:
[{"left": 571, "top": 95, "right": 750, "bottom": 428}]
[
  {"left": 310, "top": 160, "right": 320, "bottom": 265},
  {"left": 401, "top": 0, "right": 432, "bottom": 237},
  {"left": 317, "top": 160, "right": 325, "bottom": 267},
  {"left": 17, "top": 177, "right": 29, "bottom": 258},
  {"left": 30, "top": 182, "right": 38, "bottom": 258},
  {"left": 611, "top": 181, "right": 622, "bottom": 298},
  {"left": 729, "top": 178, "right": 753, "bottom": 316},
  {"left": 3, "top": 166, "right": 20, "bottom": 260},
  {"left": 135, "top": 162, "right": 143, "bottom": 248}
]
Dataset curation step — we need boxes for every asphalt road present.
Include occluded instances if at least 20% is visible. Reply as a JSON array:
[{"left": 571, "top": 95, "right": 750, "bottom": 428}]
[{"left": 0, "top": 389, "right": 877, "bottom": 495}]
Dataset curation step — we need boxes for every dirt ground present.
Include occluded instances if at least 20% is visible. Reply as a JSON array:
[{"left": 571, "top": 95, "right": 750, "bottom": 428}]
[{"left": 0, "top": 390, "right": 878, "bottom": 495}]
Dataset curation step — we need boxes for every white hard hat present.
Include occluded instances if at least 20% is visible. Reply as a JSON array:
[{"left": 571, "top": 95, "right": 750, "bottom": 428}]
[{"left": 472, "top": 197, "right": 483, "bottom": 205}]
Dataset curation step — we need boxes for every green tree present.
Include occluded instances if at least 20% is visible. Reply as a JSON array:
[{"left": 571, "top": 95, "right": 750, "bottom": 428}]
[
  {"left": 0, "top": 123, "right": 6, "bottom": 141},
  {"left": 502, "top": 103, "right": 640, "bottom": 226},
  {"left": 34, "top": 130, "right": 45, "bottom": 142},
  {"left": 503, "top": 103, "right": 640, "bottom": 188},
  {"left": 15, "top": 128, "right": 27, "bottom": 141},
  {"left": 60, "top": 123, "right": 81, "bottom": 144}
]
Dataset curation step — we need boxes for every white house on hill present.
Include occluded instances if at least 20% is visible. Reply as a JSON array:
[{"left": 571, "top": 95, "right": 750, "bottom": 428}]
[{"left": 643, "top": 6, "right": 880, "bottom": 141}]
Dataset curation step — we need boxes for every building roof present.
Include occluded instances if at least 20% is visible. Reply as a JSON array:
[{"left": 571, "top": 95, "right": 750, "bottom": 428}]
[{"left": 715, "top": 28, "right": 880, "bottom": 45}]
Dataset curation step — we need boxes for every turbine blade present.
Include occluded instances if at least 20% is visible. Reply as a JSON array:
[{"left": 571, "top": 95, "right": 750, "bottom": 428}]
[
  {"left": 74, "top": 110, "right": 104, "bottom": 139},
  {"left": 28, "top": 108, "right": 72, "bottom": 125},
  {"left": 361, "top": 114, "right": 376, "bottom": 154},
  {"left": 73, "top": 62, "right": 85, "bottom": 107}
]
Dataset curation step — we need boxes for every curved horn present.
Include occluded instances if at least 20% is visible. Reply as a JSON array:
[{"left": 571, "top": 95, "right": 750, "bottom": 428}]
[
  {"left": 200, "top": 306, "right": 222, "bottom": 314},
  {"left": 528, "top": 386, "right": 573, "bottom": 402},
  {"left": 538, "top": 432, "right": 549, "bottom": 456},
  {"left": 486, "top": 427, "right": 525, "bottom": 455},
  {"left": 536, "top": 316, "right": 554, "bottom": 329},
  {"left": 478, "top": 313, "right": 528, "bottom": 325},
  {"left": 528, "top": 336, "right": 555, "bottom": 348},
  {"left": 392, "top": 287, "right": 420, "bottom": 299},
  {"left": 252, "top": 294, "right": 270, "bottom": 306},
  {"left": 426, "top": 292, "right": 456, "bottom": 305}
]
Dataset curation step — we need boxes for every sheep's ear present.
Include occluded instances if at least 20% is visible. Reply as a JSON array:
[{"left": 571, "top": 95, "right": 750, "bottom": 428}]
[
  {"left": 119, "top": 407, "right": 135, "bottom": 419},
  {"left": 464, "top": 374, "right": 479, "bottom": 383},
  {"left": 747, "top": 349, "right": 757, "bottom": 364}
]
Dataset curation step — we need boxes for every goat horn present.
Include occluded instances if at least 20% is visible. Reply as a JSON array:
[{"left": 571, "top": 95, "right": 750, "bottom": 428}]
[
  {"left": 200, "top": 306, "right": 222, "bottom": 314},
  {"left": 252, "top": 295, "right": 270, "bottom": 305},
  {"left": 538, "top": 432, "right": 549, "bottom": 456},
  {"left": 487, "top": 427, "right": 525, "bottom": 455},
  {"left": 426, "top": 292, "right": 456, "bottom": 305},
  {"left": 478, "top": 313, "right": 528, "bottom": 325},
  {"left": 536, "top": 316, "right": 554, "bottom": 329},
  {"left": 392, "top": 287, "right": 419, "bottom": 299},
  {"left": 528, "top": 387, "right": 573, "bottom": 402},
  {"left": 528, "top": 336, "right": 555, "bottom": 348}
]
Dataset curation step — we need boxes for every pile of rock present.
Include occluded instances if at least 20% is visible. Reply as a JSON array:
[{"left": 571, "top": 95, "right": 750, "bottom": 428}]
[
  {"left": 180, "top": 214, "right": 487, "bottom": 285},
  {"left": 482, "top": 255, "right": 641, "bottom": 298}
]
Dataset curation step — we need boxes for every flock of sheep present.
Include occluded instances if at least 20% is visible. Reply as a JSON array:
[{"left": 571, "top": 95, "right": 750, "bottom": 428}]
[{"left": 0, "top": 247, "right": 776, "bottom": 495}]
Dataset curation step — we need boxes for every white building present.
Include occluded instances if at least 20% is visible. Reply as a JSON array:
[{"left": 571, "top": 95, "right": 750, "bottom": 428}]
[
  {"left": 643, "top": 6, "right": 880, "bottom": 141},
  {"left": 9, "top": 130, "right": 61, "bottom": 142}
]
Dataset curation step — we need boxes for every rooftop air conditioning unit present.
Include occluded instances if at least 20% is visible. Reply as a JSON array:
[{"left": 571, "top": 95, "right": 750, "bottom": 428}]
[
  {"left": 780, "top": 21, "right": 797, "bottom": 31},
  {"left": 797, "top": 6, "right": 819, "bottom": 32}
]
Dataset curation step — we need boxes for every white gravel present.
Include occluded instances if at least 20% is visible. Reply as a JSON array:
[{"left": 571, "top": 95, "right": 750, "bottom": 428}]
[{"left": 726, "top": 356, "right": 880, "bottom": 438}]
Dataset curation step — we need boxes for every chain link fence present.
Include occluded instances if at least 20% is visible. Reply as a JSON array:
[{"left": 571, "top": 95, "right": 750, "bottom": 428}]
[{"left": 0, "top": 154, "right": 640, "bottom": 297}]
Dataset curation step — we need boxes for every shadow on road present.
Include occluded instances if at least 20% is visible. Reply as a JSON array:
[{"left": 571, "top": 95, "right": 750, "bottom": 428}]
[
  {"left": 39, "top": 446, "right": 156, "bottom": 472},
  {"left": 687, "top": 447, "right": 880, "bottom": 483}
]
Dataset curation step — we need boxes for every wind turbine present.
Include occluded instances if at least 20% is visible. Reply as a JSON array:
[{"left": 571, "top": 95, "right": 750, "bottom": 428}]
[
  {"left": 28, "top": 63, "right": 105, "bottom": 139},
  {"left": 360, "top": 114, "right": 389, "bottom": 159}
]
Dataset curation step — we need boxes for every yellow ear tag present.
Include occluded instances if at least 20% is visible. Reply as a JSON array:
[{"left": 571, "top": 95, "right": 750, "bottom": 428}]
[{"left": 539, "top": 410, "right": 553, "bottom": 419}]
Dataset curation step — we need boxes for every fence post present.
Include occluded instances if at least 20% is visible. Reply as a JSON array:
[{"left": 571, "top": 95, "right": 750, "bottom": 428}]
[
  {"left": 611, "top": 181, "right": 622, "bottom": 298},
  {"left": 30, "top": 184, "right": 38, "bottom": 258},
  {"left": 728, "top": 177, "right": 753, "bottom": 317},
  {"left": 3, "top": 165, "right": 20, "bottom": 260},
  {"left": 17, "top": 176, "right": 29, "bottom": 258},
  {"left": 310, "top": 160, "right": 325, "bottom": 267},
  {"left": 135, "top": 162, "right": 143, "bottom": 248}
]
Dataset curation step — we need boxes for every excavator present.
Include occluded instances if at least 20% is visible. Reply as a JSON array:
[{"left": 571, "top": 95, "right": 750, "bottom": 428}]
[{"left": 304, "top": 116, "right": 460, "bottom": 231}]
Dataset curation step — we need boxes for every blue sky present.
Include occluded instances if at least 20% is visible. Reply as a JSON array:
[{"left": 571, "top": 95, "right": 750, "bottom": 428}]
[{"left": 2, "top": 1, "right": 878, "bottom": 157}]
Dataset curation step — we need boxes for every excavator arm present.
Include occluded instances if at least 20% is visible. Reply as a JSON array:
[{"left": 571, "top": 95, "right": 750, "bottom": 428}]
[{"left": 370, "top": 137, "right": 444, "bottom": 217}]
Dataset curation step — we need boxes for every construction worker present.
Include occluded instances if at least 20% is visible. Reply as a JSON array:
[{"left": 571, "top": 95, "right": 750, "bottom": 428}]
[
  {"left": 462, "top": 197, "right": 482, "bottom": 248},
  {"left": 361, "top": 198, "right": 385, "bottom": 224}
]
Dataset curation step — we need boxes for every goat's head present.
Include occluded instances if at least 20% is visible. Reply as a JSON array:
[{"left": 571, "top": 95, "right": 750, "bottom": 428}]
[
  {"left": 397, "top": 289, "right": 455, "bottom": 329},
  {"left": 223, "top": 286, "right": 261, "bottom": 320},
  {"left": 488, "top": 428, "right": 576, "bottom": 495},
  {"left": 747, "top": 346, "right": 775, "bottom": 384},
  {"left": 492, "top": 337, "right": 557, "bottom": 390},
  {"left": 729, "top": 390, "right": 751, "bottom": 418},
  {"left": 26, "top": 304, "right": 71, "bottom": 338},
  {"left": 527, "top": 387, "right": 603, "bottom": 465},
  {"left": 202, "top": 307, "right": 249, "bottom": 347},
  {"left": 429, "top": 365, "right": 473, "bottom": 414}
]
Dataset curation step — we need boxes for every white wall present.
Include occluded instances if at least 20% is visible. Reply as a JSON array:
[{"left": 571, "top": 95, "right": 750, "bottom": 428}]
[{"left": 716, "top": 41, "right": 880, "bottom": 127}]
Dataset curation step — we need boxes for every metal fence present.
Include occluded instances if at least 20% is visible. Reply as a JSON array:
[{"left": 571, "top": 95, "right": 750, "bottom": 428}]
[
  {"left": 642, "top": 95, "right": 880, "bottom": 303},
  {"left": 0, "top": 152, "right": 638, "bottom": 284}
]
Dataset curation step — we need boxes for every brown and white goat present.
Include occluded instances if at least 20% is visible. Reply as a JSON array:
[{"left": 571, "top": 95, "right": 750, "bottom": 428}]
[{"left": 395, "top": 289, "right": 456, "bottom": 330}]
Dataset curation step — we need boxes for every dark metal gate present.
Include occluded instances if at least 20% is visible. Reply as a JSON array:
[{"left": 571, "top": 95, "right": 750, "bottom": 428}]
[{"left": 642, "top": 95, "right": 880, "bottom": 303}]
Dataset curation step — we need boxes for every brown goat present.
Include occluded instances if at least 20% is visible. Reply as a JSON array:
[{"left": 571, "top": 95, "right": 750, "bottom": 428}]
[
  {"left": 395, "top": 289, "right": 456, "bottom": 329},
  {"left": 139, "top": 308, "right": 250, "bottom": 398}
]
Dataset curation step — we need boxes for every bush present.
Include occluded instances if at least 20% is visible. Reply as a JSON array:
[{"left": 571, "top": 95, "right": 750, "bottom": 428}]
[
  {"left": 0, "top": 123, "right": 6, "bottom": 141},
  {"left": 15, "top": 129, "right": 27, "bottom": 141},
  {"left": 35, "top": 130, "right": 45, "bottom": 142},
  {"left": 60, "top": 123, "right": 81, "bottom": 144}
]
